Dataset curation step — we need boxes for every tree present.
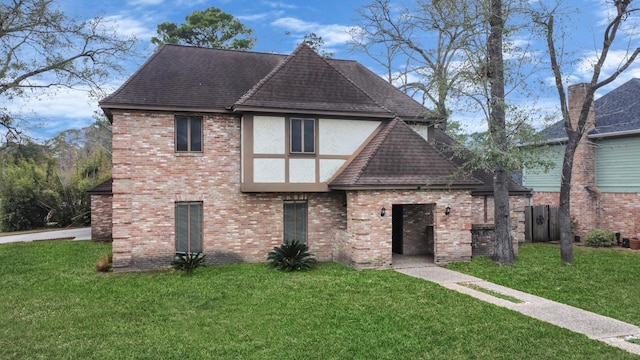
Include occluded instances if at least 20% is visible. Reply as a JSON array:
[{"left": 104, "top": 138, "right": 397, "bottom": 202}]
[
  {"left": 353, "top": 0, "right": 545, "bottom": 265},
  {"left": 301, "top": 32, "right": 334, "bottom": 58},
  {"left": 0, "top": 119, "right": 111, "bottom": 231},
  {"left": 532, "top": 0, "right": 640, "bottom": 262},
  {"left": 0, "top": 0, "right": 136, "bottom": 138},
  {"left": 351, "top": 0, "right": 484, "bottom": 129},
  {"left": 151, "top": 7, "right": 255, "bottom": 49},
  {"left": 486, "top": 0, "right": 515, "bottom": 264}
]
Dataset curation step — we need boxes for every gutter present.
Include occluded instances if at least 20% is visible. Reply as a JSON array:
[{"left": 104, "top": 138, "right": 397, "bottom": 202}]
[{"left": 588, "top": 128, "right": 640, "bottom": 139}]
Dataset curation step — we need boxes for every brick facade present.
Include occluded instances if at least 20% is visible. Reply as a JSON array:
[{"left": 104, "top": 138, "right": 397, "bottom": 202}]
[
  {"left": 90, "top": 194, "right": 113, "bottom": 241},
  {"left": 109, "top": 110, "right": 529, "bottom": 271}
]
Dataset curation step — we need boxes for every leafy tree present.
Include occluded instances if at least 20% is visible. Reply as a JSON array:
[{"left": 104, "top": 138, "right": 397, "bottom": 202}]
[
  {"left": 0, "top": 120, "right": 111, "bottom": 231},
  {"left": 0, "top": 150, "right": 56, "bottom": 231},
  {"left": 531, "top": 0, "right": 640, "bottom": 263},
  {"left": 0, "top": 0, "right": 136, "bottom": 138},
  {"left": 151, "top": 7, "right": 255, "bottom": 49}
]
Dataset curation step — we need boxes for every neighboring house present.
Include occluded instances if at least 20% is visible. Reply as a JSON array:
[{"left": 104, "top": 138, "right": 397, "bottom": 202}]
[
  {"left": 523, "top": 79, "right": 640, "bottom": 239},
  {"left": 94, "top": 43, "right": 530, "bottom": 271}
]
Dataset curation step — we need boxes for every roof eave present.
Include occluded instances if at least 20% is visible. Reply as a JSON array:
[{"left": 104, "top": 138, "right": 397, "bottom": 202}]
[
  {"left": 329, "top": 183, "right": 479, "bottom": 191},
  {"left": 231, "top": 105, "right": 394, "bottom": 119},
  {"left": 99, "top": 103, "right": 233, "bottom": 114},
  {"left": 588, "top": 128, "right": 640, "bottom": 139}
]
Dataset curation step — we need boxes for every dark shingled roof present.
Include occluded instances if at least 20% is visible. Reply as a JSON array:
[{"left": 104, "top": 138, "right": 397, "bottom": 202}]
[
  {"left": 329, "top": 118, "right": 482, "bottom": 188},
  {"left": 86, "top": 178, "right": 112, "bottom": 195},
  {"left": 432, "top": 129, "right": 532, "bottom": 195},
  {"left": 236, "top": 44, "right": 390, "bottom": 115},
  {"left": 541, "top": 78, "right": 640, "bottom": 140},
  {"left": 101, "top": 43, "right": 436, "bottom": 120}
]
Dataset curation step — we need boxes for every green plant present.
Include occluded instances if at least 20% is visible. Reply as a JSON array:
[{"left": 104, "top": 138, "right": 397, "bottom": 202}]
[
  {"left": 583, "top": 229, "right": 614, "bottom": 247},
  {"left": 267, "top": 240, "right": 317, "bottom": 271},
  {"left": 95, "top": 253, "right": 112, "bottom": 272},
  {"left": 171, "top": 253, "right": 206, "bottom": 274}
]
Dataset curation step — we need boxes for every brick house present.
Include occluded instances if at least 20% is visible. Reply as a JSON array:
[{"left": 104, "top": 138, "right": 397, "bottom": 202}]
[
  {"left": 523, "top": 79, "right": 640, "bottom": 239},
  {"left": 93, "top": 43, "right": 530, "bottom": 271}
]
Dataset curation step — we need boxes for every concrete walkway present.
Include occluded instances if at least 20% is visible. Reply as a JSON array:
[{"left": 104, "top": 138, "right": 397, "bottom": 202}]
[
  {"left": 0, "top": 227, "right": 91, "bottom": 244},
  {"left": 395, "top": 264, "right": 640, "bottom": 355}
]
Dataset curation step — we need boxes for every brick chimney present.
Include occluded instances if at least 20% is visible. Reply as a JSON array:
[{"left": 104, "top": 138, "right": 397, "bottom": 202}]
[{"left": 567, "top": 83, "right": 599, "bottom": 235}]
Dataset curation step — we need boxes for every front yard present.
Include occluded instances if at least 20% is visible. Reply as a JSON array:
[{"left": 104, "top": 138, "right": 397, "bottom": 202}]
[
  {"left": 0, "top": 240, "right": 637, "bottom": 359},
  {"left": 449, "top": 243, "right": 640, "bottom": 327}
]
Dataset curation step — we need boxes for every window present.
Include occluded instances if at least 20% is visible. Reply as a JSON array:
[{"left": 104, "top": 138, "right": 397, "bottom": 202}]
[
  {"left": 290, "top": 118, "right": 314, "bottom": 153},
  {"left": 283, "top": 201, "right": 307, "bottom": 244},
  {"left": 175, "top": 116, "right": 202, "bottom": 152},
  {"left": 175, "top": 202, "right": 203, "bottom": 254}
]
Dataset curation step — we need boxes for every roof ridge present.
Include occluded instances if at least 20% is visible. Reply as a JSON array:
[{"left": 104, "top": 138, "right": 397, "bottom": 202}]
[
  {"left": 322, "top": 55, "right": 394, "bottom": 115},
  {"left": 235, "top": 43, "right": 311, "bottom": 106}
]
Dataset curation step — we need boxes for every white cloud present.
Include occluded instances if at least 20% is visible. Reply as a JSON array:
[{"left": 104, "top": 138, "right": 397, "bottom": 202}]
[
  {"left": 102, "top": 14, "right": 157, "bottom": 42},
  {"left": 271, "top": 17, "right": 356, "bottom": 47},
  {"left": 129, "top": 0, "right": 164, "bottom": 5},
  {"left": 263, "top": 1, "right": 298, "bottom": 9},
  {"left": 238, "top": 11, "right": 285, "bottom": 22}
]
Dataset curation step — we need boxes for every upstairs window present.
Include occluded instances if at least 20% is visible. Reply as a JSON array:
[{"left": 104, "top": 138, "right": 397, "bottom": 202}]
[
  {"left": 175, "top": 115, "right": 202, "bottom": 152},
  {"left": 290, "top": 118, "right": 315, "bottom": 153}
]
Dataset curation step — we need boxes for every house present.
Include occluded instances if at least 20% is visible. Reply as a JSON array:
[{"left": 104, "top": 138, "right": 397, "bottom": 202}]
[
  {"left": 523, "top": 79, "right": 640, "bottom": 239},
  {"left": 94, "top": 43, "right": 530, "bottom": 271}
]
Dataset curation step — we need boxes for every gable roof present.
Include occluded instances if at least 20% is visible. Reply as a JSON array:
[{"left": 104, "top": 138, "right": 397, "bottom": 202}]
[
  {"left": 541, "top": 78, "right": 640, "bottom": 141},
  {"left": 329, "top": 118, "right": 482, "bottom": 189},
  {"left": 100, "top": 44, "right": 436, "bottom": 121}
]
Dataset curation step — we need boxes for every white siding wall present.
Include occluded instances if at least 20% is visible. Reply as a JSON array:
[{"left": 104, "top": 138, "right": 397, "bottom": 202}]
[
  {"left": 254, "top": 116, "right": 285, "bottom": 154},
  {"left": 319, "top": 119, "right": 380, "bottom": 155}
]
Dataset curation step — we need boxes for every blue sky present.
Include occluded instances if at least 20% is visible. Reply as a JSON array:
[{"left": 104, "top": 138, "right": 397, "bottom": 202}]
[{"left": 9, "top": 0, "right": 640, "bottom": 140}]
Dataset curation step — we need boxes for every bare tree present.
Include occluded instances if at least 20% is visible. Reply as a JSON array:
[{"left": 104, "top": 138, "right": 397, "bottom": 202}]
[
  {"left": 351, "top": 0, "right": 484, "bottom": 129},
  {"left": 0, "top": 0, "right": 137, "bottom": 138},
  {"left": 532, "top": 0, "right": 640, "bottom": 262}
]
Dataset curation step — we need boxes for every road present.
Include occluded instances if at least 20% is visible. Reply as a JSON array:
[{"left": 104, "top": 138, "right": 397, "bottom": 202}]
[{"left": 0, "top": 227, "right": 91, "bottom": 244}]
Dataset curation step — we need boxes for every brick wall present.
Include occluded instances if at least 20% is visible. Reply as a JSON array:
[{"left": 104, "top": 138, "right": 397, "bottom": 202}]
[
  {"left": 90, "top": 194, "right": 113, "bottom": 241},
  {"left": 111, "top": 110, "right": 346, "bottom": 271},
  {"left": 111, "top": 110, "right": 529, "bottom": 270}
]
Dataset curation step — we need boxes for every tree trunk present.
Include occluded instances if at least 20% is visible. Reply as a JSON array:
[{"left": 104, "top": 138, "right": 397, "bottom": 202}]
[
  {"left": 488, "top": 0, "right": 514, "bottom": 265},
  {"left": 558, "top": 132, "right": 579, "bottom": 262},
  {"left": 493, "top": 169, "right": 514, "bottom": 264}
]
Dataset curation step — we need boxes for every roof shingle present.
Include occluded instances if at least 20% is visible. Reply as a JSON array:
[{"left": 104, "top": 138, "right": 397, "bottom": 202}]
[
  {"left": 330, "top": 118, "right": 481, "bottom": 188},
  {"left": 100, "top": 44, "right": 436, "bottom": 120}
]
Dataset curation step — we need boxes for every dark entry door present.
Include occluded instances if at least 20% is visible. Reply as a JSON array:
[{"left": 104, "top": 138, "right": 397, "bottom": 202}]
[{"left": 392, "top": 205, "right": 403, "bottom": 254}]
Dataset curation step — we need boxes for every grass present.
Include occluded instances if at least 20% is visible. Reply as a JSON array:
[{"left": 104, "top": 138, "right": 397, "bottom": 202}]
[
  {"left": 0, "top": 241, "right": 638, "bottom": 359},
  {"left": 448, "top": 243, "right": 640, "bottom": 326},
  {"left": 457, "top": 282, "right": 523, "bottom": 303}
]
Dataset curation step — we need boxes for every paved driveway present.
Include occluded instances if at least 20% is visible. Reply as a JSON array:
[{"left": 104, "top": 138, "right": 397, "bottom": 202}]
[{"left": 0, "top": 227, "right": 91, "bottom": 244}]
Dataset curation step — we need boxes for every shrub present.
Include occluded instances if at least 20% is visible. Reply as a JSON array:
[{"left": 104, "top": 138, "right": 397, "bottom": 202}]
[
  {"left": 267, "top": 240, "right": 317, "bottom": 271},
  {"left": 96, "top": 253, "right": 113, "bottom": 272},
  {"left": 583, "top": 229, "right": 614, "bottom": 247},
  {"left": 171, "top": 253, "right": 206, "bottom": 274}
]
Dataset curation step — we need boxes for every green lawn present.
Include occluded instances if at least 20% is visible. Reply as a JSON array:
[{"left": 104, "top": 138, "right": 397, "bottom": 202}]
[
  {"left": 449, "top": 243, "right": 640, "bottom": 327},
  {"left": 0, "top": 241, "right": 637, "bottom": 359}
]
